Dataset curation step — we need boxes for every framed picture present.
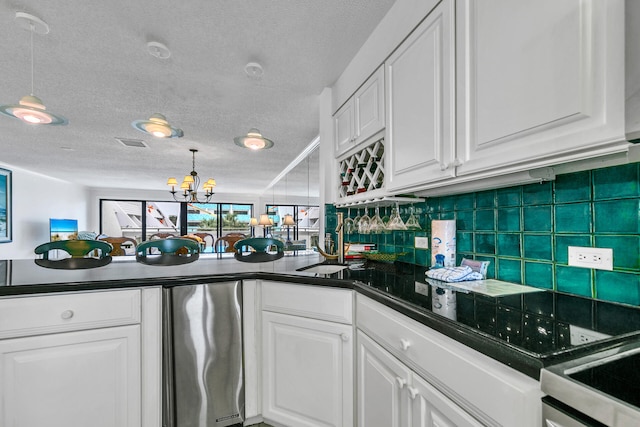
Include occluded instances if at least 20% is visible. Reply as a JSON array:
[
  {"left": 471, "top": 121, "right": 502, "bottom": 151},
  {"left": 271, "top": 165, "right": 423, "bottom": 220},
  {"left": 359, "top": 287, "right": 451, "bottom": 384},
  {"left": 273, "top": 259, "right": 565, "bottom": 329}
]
[{"left": 0, "top": 168, "right": 12, "bottom": 243}]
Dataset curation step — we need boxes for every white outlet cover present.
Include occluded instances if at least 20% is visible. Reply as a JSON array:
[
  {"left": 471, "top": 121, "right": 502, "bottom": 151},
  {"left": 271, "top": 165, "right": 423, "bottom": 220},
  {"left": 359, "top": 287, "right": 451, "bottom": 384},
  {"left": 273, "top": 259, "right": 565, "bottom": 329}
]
[
  {"left": 415, "top": 237, "right": 429, "bottom": 249},
  {"left": 568, "top": 246, "right": 613, "bottom": 271}
]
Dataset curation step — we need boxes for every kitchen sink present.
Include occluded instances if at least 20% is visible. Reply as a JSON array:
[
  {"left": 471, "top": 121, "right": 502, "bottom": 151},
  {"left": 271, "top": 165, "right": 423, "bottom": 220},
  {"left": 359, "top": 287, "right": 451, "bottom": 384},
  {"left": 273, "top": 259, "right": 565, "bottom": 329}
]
[{"left": 296, "top": 264, "right": 349, "bottom": 274}]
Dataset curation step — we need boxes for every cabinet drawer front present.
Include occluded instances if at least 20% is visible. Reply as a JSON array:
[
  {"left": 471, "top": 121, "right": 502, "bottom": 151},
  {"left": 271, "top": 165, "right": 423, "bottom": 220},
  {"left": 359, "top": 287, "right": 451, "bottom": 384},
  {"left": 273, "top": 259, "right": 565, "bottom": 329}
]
[
  {"left": 356, "top": 295, "right": 541, "bottom": 427},
  {"left": 262, "top": 282, "right": 353, "bottom": 324},
  {"left": 0, "top": 289, "right": 141, "bottom": 339}
]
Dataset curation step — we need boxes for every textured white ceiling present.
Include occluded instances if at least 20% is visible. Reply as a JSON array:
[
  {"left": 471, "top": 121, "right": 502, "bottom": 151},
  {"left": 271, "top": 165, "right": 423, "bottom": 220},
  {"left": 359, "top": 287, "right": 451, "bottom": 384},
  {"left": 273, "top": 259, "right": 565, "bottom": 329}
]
[{"left": 0, "top": 0, "right": 395, "bottom": 197}]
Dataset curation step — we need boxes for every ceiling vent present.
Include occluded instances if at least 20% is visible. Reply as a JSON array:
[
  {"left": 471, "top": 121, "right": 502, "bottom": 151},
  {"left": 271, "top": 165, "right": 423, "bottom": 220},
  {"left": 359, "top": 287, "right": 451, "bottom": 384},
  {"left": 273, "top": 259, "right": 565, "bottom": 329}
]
[{"left": 115, "top": 137, "right": 148, "bottom": 148}]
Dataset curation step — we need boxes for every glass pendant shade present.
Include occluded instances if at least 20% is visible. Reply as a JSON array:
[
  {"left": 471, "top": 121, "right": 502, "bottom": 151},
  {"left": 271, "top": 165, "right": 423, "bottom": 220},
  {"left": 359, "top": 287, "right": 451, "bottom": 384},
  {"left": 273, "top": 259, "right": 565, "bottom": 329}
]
[
  {"left": 0, "top": 94, "right": 67, "bottom": 125},
  {"left": 234, "top": 128, "right": 274, "bottom": 150},
  {"left": 132, "top": 113, "right": 183, "bottom": 138}
]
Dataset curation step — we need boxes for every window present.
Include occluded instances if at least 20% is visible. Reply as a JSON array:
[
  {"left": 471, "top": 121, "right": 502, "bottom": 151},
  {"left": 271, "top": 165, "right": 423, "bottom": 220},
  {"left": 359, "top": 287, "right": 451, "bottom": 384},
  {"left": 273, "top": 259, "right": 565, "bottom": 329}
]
[
  {"left": 266, "top": 204, "right": 319, "bottom": 249},
  {"left": 100, "top": 200, "right": 253, "bottom": 253}
]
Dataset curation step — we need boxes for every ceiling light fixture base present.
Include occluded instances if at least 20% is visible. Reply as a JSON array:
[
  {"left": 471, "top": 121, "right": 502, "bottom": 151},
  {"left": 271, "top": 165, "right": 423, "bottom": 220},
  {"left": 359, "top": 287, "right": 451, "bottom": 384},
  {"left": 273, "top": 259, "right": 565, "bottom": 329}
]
[
  {"left": 147, "top": 41, "right": 171, "bottom": 60},
  {"left": 244, "top": 62, "right": 264, "bottom": 79},
  {"left": 15, "top": 12, "right": 49, "bottom": 34}
]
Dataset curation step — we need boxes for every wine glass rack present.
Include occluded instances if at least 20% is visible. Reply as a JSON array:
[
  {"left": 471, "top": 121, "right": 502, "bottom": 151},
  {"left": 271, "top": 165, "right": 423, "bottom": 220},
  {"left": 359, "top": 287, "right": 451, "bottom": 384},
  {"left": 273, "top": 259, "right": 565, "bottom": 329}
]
[{"left": 338, "top": 137, "right": 385, "bottom": 199}]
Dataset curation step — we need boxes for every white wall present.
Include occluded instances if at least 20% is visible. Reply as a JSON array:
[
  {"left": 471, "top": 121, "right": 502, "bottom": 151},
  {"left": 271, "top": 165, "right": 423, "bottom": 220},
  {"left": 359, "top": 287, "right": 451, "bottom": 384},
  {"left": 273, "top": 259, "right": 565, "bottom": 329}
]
[{"left": 0, "top": 163, "right": 90, "bottom": 260}]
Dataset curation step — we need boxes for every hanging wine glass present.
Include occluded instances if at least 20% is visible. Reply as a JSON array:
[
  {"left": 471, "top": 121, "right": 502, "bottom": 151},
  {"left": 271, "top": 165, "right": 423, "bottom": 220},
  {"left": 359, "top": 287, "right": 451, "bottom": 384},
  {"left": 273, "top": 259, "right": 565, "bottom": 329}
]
[
  {"left": 387, "top": 203, "right": 407, "bottom": 230},
  {"left": 405, "top": 206, "right": 421, "bottom": 230},
  {"left": 381, "top": 206, "right": 391, "bottom": 233},
  {"left": 369, "top": 205, "right": 386, "bottom": 234},
  {"left": 343, "top": 208, "right": 355, "bottom": 234},
  {"left": 358, "top": 208, "right": 371, "bottom": 234},
  {"left": 353, "top": 208, "right": 362, "bottom": 233}
]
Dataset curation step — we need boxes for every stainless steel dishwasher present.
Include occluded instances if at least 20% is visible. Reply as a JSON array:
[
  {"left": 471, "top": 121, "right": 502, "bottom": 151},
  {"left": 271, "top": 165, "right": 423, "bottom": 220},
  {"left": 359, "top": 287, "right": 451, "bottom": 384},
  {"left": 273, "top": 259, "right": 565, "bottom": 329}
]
[{"left": 162, "top": 281, "right": 244, "bottom": 427}]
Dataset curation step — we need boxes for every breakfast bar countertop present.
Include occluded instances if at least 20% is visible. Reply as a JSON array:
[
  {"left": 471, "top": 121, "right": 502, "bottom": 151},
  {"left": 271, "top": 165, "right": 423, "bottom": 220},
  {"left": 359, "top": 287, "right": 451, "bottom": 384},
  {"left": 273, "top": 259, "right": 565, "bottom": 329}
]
[{"left": 1, "top": 254, "right": 640, "bottom": 380}]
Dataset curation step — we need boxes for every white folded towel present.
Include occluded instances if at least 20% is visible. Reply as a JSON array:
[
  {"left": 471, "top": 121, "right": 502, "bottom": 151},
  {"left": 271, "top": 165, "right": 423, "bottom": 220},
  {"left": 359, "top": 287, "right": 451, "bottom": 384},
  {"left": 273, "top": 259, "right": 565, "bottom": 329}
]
[{"left": 425, "top": 266, "right": 484, "bottom": 282}]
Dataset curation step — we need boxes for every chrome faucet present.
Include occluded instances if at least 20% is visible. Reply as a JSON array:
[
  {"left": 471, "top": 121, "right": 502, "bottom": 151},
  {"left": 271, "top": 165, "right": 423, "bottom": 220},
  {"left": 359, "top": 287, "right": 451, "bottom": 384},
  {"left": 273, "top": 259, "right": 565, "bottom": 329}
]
[{"left": 335, "top": 212, "right": 344, "bottom": 264}]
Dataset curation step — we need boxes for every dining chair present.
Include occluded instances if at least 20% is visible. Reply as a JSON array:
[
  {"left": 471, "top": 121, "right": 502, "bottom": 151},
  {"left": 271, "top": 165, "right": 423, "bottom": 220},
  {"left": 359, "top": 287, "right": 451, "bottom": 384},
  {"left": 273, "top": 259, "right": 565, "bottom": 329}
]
[
  {"left": 192, "top": 232, "right": 215, "bottom": 252},
  {"left": 148, "top": 232, "right": 177, "bottom": 240},
  {"left": 98, "top": 236, "right": 137, "bottom": 256},
  {"left": 215, "top": 233, "right": 247, "bottom": 253}
]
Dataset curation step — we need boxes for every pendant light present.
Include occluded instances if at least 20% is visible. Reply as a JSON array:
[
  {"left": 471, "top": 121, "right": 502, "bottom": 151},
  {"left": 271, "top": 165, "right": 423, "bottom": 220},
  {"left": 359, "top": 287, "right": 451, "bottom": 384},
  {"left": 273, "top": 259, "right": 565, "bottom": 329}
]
[
  {"left": 233, "top": 62, "right": 274, "bottom": 150},
  {"left": 131, "top": 41, "right": 183, "bottom": 138},
  {"left": 0, "top": 12, "right": 67, "bottom": 126}
]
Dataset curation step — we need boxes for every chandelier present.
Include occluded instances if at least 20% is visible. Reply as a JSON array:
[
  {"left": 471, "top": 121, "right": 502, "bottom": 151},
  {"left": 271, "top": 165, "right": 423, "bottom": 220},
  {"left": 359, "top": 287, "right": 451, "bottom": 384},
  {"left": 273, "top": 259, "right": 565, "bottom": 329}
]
[{"left": 166, "top": 149, "right": 216, "bottom": 203}]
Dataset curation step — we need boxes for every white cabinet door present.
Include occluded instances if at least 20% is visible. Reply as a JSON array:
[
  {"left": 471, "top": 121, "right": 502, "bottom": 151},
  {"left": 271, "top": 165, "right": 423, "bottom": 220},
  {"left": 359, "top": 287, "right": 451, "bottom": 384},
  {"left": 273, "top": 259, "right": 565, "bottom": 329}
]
[
  {"left": 410, "top": 373, "right": 481, "bottom": 427},
  {"left": 335, "top": 66, "right": 385, "bottom": 158},
  {"left": 0, "top": 325, "right": 141, "bottom": 427},
  {"left": 262, "top": 311, "right": 353, "bottom": 427},
  {"left": 357, "top": 330, "right": 410, "bottom": 427},
  {"left": 357, "top": 330, "right": 482, "bottom": 427},
  {"left": 335, "top": 99, "right": 356, "bottom": 156},
  {"left": 456, "top": 0, "right": 625, "bottom": 176},
  {"left": 385, "top": 0, "right": 455, "bottom": 192},
  {"left": 355, "top": 66, "right": 385, "bottom": 146}
]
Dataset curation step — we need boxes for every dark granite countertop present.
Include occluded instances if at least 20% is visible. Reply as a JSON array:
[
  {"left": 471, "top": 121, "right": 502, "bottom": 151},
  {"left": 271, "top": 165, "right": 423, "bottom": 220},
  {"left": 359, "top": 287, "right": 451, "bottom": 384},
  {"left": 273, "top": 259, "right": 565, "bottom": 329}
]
[{"left": 2, "top": 254, "right": 640, "bottom": 380}]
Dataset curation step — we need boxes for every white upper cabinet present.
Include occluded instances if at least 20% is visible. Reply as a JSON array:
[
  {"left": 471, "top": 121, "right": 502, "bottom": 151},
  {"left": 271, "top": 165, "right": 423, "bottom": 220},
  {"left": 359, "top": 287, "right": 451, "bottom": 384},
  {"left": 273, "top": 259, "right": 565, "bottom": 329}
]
[
  {"left": 455, "top": 0, "right": 626, "bottom": 176},
  {"left": 335, "top": 66, "right": 385, "bottom": 157},
  {"left": 385, "top": 0, "right": 455, "bottom": 192}
]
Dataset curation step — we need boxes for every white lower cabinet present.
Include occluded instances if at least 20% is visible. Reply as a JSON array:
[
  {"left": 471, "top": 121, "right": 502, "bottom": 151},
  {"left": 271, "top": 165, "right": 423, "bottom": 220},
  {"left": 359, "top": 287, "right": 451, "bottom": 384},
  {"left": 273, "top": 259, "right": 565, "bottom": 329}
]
[
  {"left": 0, "top": 288, "right": 161, "bottom": 427},
  {"left": 262, "top": 311, "right": 353, "bottom": 427},
  {"left": 357, "top": 295, "right": 542, "bottom": 427},
  {"left": 357, "top": 330, "right": 481, "bottom": 427},
  {"left": 0, "top": 326, "right": 141, "bottom": 427},
  {"left": 259, "top": 281, "right": 354, "bottom": 427}
]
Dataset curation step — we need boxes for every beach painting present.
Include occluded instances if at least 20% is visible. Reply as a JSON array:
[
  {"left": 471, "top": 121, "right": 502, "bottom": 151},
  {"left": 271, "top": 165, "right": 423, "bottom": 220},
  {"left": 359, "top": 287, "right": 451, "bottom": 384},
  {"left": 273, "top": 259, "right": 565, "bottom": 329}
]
[{"left": 0, "top": 168, "right": 11, "bottom": 243}]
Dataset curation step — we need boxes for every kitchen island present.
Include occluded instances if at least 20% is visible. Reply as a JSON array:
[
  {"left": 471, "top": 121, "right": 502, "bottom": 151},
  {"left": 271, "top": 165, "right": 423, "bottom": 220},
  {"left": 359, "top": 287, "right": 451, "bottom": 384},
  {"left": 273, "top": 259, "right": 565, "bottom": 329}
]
[
  {"left": 2, "top": 254, "right": 638, "bottom": 378},
  {"left": 1, "top": 254, "right": 640, "bottom": 426}
]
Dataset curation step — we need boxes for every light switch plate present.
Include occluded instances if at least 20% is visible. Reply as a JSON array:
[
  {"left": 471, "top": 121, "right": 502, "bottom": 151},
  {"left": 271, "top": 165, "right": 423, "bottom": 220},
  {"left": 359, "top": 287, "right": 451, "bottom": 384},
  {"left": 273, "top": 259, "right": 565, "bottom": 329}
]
[{"left": 415, "top": 237, "right": 429, "bottom": 249}]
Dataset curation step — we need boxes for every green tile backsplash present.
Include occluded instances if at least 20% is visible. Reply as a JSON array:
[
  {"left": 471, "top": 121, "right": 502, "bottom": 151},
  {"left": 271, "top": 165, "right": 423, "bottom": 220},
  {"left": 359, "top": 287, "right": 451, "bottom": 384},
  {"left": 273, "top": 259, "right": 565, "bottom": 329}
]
[{"left": 331, "top": 162, "right": 640, "bottom": 307}]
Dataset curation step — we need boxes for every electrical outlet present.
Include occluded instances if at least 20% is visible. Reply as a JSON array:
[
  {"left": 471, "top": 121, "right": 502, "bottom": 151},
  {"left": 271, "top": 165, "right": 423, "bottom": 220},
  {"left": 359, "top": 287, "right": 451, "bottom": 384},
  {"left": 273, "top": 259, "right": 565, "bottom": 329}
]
[
  {"left": 569, "top": 325, "right": 611, "bottom": 346},
  {"left": 567, "top": 246, "right": 613, "bottom": 270},
  {"left": 415, "top": 237, "right": 429, "bottom": 249}
]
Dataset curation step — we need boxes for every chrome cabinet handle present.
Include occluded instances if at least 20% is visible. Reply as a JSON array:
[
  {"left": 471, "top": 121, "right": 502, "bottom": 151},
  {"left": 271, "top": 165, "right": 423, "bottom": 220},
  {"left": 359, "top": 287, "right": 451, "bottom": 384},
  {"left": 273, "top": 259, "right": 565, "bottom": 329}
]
[
  {"left": 400, "top": 338, "right": 411, "bottom": 351},
  {"left": 61, "top": 310, "right": 74, "bottom": 320}
]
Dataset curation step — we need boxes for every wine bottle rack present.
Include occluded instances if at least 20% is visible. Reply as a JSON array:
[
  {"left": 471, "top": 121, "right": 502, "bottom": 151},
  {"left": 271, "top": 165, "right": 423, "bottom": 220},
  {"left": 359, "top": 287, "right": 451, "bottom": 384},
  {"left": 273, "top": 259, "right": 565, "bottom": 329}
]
[{"left": 338, "top": 137, "right": 384, "bottom": 198}]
